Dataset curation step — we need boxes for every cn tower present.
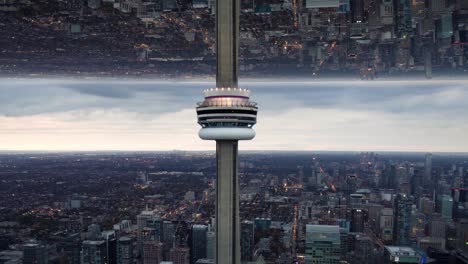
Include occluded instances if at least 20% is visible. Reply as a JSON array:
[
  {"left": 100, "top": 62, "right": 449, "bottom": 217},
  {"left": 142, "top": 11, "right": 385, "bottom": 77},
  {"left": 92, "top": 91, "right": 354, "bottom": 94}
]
[{"left": 195, "top": 0, "right": 258, "bottom": 260}]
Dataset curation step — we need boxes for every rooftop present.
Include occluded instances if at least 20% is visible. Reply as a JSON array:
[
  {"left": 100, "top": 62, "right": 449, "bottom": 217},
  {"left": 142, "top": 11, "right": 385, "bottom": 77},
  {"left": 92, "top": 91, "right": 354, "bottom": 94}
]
[
  {"left": 306, "top": 225, "right": 340, "bottom": 233},
  {"left": 82, "top": 240, "right": 106, "bottom": 245},
  {"left": 385, "top": 246, "right": 418, "bottom": 256}
]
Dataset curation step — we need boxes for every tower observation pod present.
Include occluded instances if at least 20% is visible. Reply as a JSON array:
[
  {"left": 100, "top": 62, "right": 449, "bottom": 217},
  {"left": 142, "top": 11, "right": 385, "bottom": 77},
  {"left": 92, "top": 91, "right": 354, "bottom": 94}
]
[
  {"left": 197, "top": 88, "right": 258, "bottom": 140},
  {"left": 195, "top": 0, "right": 257, "bottom": 260}
]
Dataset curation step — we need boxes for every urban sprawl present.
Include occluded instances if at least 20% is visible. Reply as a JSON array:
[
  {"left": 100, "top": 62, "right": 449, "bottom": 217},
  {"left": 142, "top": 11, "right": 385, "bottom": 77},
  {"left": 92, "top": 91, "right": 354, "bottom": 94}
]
[
  {"left": 0, "top": 0, "right": 468, "bottom": 78},
  {"left": 0, "top": 152, "right": 467, "bottom": 263}
]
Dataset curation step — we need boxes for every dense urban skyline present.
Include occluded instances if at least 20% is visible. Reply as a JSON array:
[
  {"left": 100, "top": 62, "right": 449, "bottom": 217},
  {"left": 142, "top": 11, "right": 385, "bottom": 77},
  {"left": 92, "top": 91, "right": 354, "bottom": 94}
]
[
  {"left": 1, "top": 0, "right": 468, "bottom": 263},
  {"left": 1, "top": 0, "right": 467, "bottom": 78},
  {"left": 0, "top": 151, "right": 467, "bottom": 264}
]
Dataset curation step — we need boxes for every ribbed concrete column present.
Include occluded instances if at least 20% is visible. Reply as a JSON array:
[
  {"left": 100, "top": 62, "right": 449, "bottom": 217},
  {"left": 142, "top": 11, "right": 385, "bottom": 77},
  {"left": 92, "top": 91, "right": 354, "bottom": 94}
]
[
  {"left": 216, "top": 0, "right": 239, "bottom": 88},
  {"left": 215, "top": 140, "right": 241, "bottom": 264}
]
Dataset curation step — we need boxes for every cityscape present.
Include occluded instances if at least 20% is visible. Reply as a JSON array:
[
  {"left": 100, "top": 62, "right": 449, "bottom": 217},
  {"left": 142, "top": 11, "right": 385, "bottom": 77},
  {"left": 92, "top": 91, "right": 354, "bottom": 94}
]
[
  {"left": 0, "top": 151, "right": 467, "bottom": 264},
  {"left": 1, "top": 0, "right": 468, "bottom": 264},
  {"left": 0, "top": 0, "right": 467, "bottom": 78}
]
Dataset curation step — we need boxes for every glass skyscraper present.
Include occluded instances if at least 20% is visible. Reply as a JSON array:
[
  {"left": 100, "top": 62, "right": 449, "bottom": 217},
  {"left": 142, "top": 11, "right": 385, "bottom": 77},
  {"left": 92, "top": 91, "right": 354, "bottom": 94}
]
[
  {"left": 393, "top": 193, "right": 412, "bottom": 246},
  {"left": 191, "top": 225, "right": 208, "bottom": 264},
  {"left": 305, "top": 225, "right": 341, "bottom": 264}
]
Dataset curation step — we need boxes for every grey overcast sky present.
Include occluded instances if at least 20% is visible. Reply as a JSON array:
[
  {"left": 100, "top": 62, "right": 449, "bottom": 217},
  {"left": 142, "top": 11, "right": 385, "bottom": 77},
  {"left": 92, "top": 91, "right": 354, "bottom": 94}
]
[{"left": 0, "top": 78, "right": 467, "bottom": 152}]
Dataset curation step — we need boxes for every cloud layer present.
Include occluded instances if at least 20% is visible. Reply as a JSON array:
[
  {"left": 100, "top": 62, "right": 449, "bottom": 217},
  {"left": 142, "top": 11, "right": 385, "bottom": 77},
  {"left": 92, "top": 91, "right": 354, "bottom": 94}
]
[{"left": 0, "top": 78, "right": 467, "bottom": 151}]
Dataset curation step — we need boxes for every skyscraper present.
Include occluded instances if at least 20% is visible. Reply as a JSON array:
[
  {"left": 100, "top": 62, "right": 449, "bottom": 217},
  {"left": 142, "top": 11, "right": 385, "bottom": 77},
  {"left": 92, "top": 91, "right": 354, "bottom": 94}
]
[
  {"left": 348, "top": 208, "right": 368, "bottom": 233},
  {"left": 395, "top": 0, "right": 412, "bottom": 38},
  {"left": 137, "top": 210, "right": 161, "bottom": 256},
  {"left": 206, "top": 230, "right": 215, "bottom": 260},
  {"left": 191, "top": 225, "right": 208, "bottom": 264},
  {"left": 425, "top": 153, "right": 432, "bottom": 186},
  {"left": 61, "top": 233, "right": 81, "bottom": 264},
  {"left": 162, "top": 221, "right": 175, "bottom": 245},
  {"left": 143, "top": 240, "right": 163, "bottom": 264},
  {"left": 393, "top": 194, "right": 412, "bottom": 246},
  {"left": 305, "top": 225, "right": 341, "bottom": 264},
  {"left": 455, "top": 219, "right": 468, "bottom": 254},
  {"left": 240, "top": 220, "right": 254, "bottom": 262},
  {"left": 195, "top": 0, "right": 258, "bottom": 260},
  {"left": 117, "top": 237, "right": 134, "bottom": 264},
  {"left": 380, "top": 208, "right": 394, "bottom": 242},
  {"left": 23, "top": 243, "right": 48, "bottom": 264},
  {"left": 81, "top": 240, "right": 107, "bottom": 264},
  {"left": 102, "top": 230, "right": 117, "bottom": 264},
  {"left": 439, "top": 195, "right": 453, "bottom": 220},
  {"left": 170, "top": 247, "right": 190, "bottom": 264},
  {"left": 162, "top": 221, "right": 176, "bottom": 260},
  {"left": 352, "top": 234, "right": 374, "bottom": 264},
  {"left": 351, "top": 0, "right": 365, "bottom": 22},
  {"left": 428, "top": 215, "right": 446, "bottom": 238}
]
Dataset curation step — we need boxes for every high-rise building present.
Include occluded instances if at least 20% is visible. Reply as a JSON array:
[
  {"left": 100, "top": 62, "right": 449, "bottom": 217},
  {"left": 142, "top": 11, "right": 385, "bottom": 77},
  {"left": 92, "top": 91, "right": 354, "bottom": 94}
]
[
  {"left": 350, "top": 193, "right": 365, "bottom": 209},
  {"left": 194, "top": 0, "right": 258, "bottom": 259},
  {"left": 146, "top": 217, "right": 163, "bottom": 241},
  {"left": 352, "top": 235, "right": 374, "bottom": 264},
  {"left": 61, "top": 233, "right": 81, "bottom": 264},
  {"left": 81, "top": 240, "right": 107, "bottom": 264},
  {"left": 395, "top": 0, "right": 413, "bottom": 38},
  {"left": 162, "top": 221, "right": 176, "bottom": 259},
  {"left": 424, "top": 153, "right": 432, "bottom": 186},
  {"left": 381, "top": 165, "right": 397, "bottom": 189},
  {"left": 337, "top": 220, "right": 350, "bottom": 257},
  {"left": 453, "top": 167, "right": 465, "bottom": 204},
  {"left": 348, "top": 208, "right": 368, "bottom": 233},
  {"left": 143, "top": 240, "right": 163, "bottom": 264},
  {"left": 410, "top": 212, "right": 426, "bottom": 239},
  {"left": 419, "top": 197, "right": 435, "bottom": 215},
  {"left": 305, "top": 225, "right": 341, "bottom": 264},
  {"left": 429, "top": 0, "right": 446, "bottom": 13},
  {"left": 206, "top": 230, "right": 215, "bottom": 260},
  {"left": 438, "top": 195, "right": 453, "bottom": 219},
  {"left": 428, "top": 216, "right": 446, "bottom": 238},
  {"left": 380, "top": 0, "right": 394, "bottom": 25},
  {"left": 88, "top": 0, "right": 101, "bottom": 9},
  {"left": 102, "top": 231, "right": 117, "bottom": 264},
  {"left": 162, "top": 221, "right": 175, "bottom": 245},
  {"left": 87, "top": 224, "right": 102, "bottom": 240},
  {"left": 417, "top": 237, "right": 446, "bottom": 251},
  {"left": 455, "top": 219, "right": 468, "bottom": 254},
  {"left": 191, "top": 225, "right": 208, "bottom": 264},
  {"left": 23, "top": 243, "right": 48, "bottom": 264},
  {"left": 117, "top": 237, "right": 134, "bottom": 264},
  {"left": 365, "top": 203, "right": 383, "bottom": 224},
  {"left": 254, "top": 218, "right": 271, "bottom": 232},
  {"left": 240, "top": 220, "right": 255, "bottom": 262},
  {"left": 137, "top": 210, "right": 161, "bottom": 255},
  {"left": 411, "top": 168, "right": 424, "bottom": 197},
  {"left": 393, "top": 194, "right": 412, "bottom": 246},
  {"left": 351, "top": 0, "right": 364, "bottom": 22},
  {"left": 380, "top": 208, "right": 394, "bottom": 242},
  {"left": 170, "top": 247, "right": 190, "bottom": 264}
]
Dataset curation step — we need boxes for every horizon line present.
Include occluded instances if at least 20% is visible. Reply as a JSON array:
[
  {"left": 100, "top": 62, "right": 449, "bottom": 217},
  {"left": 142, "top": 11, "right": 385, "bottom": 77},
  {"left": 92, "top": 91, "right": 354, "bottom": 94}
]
[
  {"left": 0, "top": 149, "right": 467, "bottom": 155},
  {"left": 2, "top": 77, "right": 468, "bottom": 82}
]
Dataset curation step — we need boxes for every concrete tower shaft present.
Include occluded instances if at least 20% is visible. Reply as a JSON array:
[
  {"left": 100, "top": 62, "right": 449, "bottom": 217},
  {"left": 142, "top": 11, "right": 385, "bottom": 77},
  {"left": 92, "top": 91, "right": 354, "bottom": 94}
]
[
  {"left": 216, "top": 0, "right": 240, "bottom": 88},
  {"left": 196, "top": 0, "right": 255, "bottom": 261},
  {"left": 216, "top": 140, "right": 241, "bottom": 264}
]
